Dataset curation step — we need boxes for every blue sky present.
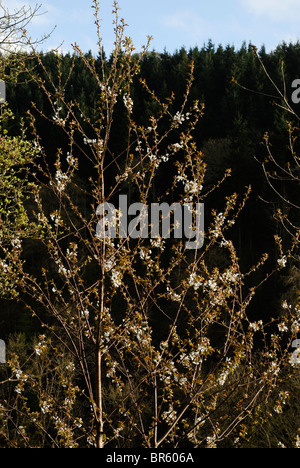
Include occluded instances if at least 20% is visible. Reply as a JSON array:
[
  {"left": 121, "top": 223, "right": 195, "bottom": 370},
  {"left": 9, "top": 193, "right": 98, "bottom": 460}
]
[{"left": 4, "top": 0, "right": 300, "bottom": 55}]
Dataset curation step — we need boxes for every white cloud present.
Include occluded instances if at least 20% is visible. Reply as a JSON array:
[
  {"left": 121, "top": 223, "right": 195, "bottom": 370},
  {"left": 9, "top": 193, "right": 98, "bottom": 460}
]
[
  {"left": 160, "top": 9, "right": 214, "bottom": 46},
  {"left": 241, "top": 0, "right": 300, "bottom": 22},
  {"left": 162, "top": 10, "right": 205, "bottom": 32}
]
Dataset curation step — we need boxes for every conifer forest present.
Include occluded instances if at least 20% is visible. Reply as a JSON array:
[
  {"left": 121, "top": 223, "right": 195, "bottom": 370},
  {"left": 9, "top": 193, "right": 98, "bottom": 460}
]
[{"left": 0, "top": 0, "right": 299, "bottom": 449}]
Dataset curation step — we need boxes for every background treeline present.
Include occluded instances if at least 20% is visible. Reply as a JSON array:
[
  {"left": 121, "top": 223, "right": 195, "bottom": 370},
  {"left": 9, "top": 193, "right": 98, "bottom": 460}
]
[{"left": 2, "top": 40, "right": 299, "bottom": 337}]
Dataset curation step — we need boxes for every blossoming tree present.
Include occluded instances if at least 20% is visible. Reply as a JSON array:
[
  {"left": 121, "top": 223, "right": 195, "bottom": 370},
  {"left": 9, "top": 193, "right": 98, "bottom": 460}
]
[{"left": 0, "top": 1, "right": 299, "bottom": 449}]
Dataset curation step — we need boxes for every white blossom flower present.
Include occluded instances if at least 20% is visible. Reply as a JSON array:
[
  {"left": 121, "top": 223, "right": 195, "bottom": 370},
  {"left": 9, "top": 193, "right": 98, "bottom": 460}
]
[
  {"left": 173, "top": 111, "right": 190, "bottom": 125},
  {"left": 33, "top": 140, "right": 43, "bottom": 152},
  {"left": 220, "top": 269, "right": 240, "bottom": 284},
  {"left": 278, "top": 322, "right": 288, "bottom": 333},
  {"left": 205, "top": 279, "right": 218, "bottom": 292},
  {"left": 218, "top": 358, "right": 238, "bottom": 386},
  {"left": 184, "top": 179, "right": 203, "bottom": 195},
  {"left": 66, "top": 152, "right": 76, "bottom": 166},
  {"left": 111, "top": 269, "right": 123, "bottom": 288},
  {"left": 173, "top": 111, "right": 185, "bottom": 125},
  {"left": 211, "top": 212, "right": 226, "bottom": 239},
  {"left": 167, "top": 287, "right": 181, "bottom": 303},
  {"left": 291, "top": 315, "right": 300, "bottom": 334},
  {"left": 279, "top": 391, "right": 290, "bottom": 404},
  {"left": 278, "top": 441, "right": 286, "bottom": 448},
  {"left": 115, "top": 171, "right": 129, "bottom": 182},
  {"left": 13, "top": 369, "right": 23, "bottom": 380},
  {"left": 37, "top": 212, "right": 48, "bottom": 223},
  {"left": 66, "top": 245, "right": 78, "bottom": 262},
  {"left": 189, "top": 272, "right": 202, "bottom": 291},
  {"left": 123, "top": 93, "right": 133, "bottom": 113},
  {"left": 160, "top": 153, "right": 170, "bottom": 162},
  {"left": 206, "top": 435, "right": 217, "bottom": 448},
  {"left": 277, "top": 256, "right": 287, "bottom": 268},
  {"left": 170, "top": 142, "right": 184, "bottom": 152},
  {"left": 52, "top": 106, "right": 65, "bottom": 126},
  {"left": 150, "top": 237, "right": 165, "bottom": 250},
  {"left": 269, "top": 361, "right": 280, "bottom": 377},
  {"left": 106, "top": 86, "right": 117, "bottom": 103},
  {"left": 104, "top": 258, "right": 115, "bottom": 272},
  {"left": 66, "top": 362, "right": 75, "bottom": 372},
  {"left": 162, "top": 406, "right": 177, "bottom": 423},
  {"left": 175, "top": 173, "right": 185, "bottom": 183},
  {"left": 11, "top": 236, "right": 22, "bottom": 249},
  {"left": 34, "top": 335, "right": 47, "bottom": 356},
  {"left": 58, "top": 264, "right": 70, "bottom": 277},
  {"left": 159, "top": 341, "right": 168, "bottom": 351},
  {"left": 249, "top": 321, "right": 263, "bottom": 332},
  {"left": 81, "top": 309, "right": 89, "bottom": 319},
  {"left": 220, "top": 239, "right": 230, "bottom": 248},
  {"left": 53, "top": 169, "right": 69, "bottom": 192},
  {"left": 41, "top": 400, "right": 52, "bottom": 414},
  {"left": 106, "top": 360, "right": 117, "bottom": 379},
  {"left": 75, "top": 418, "right": 83, "bottom": 429},
  {"left": 0, "top": 260, "right": 9, "bottom": 272},
  {"left": 148, "top": 152, "right": 160, "bottom": 168},
  {"left": 139, "top": 248, "right": 152, "bottom": 261},
  {"left": 50, "top": 212, "right": 62, "bottom": 227}
]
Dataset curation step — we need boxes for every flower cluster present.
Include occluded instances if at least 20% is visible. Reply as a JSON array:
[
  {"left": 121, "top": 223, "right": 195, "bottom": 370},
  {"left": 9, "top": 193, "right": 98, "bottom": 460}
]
[
  {"left": 173, "top": 111, "right": 190, "bottom": 125},
  {"left": 66, "top": 243, "right": 78, "bottom": 262},
  {"left": 166, "top": 286, "right": 181, "bottom": 303},
  {"left": 52, "top": 104, "right": 66, "bottom": 126},
  {"left": 50, "top": 211, "right": 63, "bottom": 227},
  {"left": 211, "top": 212, "right": 226, "bottom": 239},
  {"left": 162, "top": 405, "right": 177, "bottom": 424},
  {"left": 55, "top": 258, "right": 71, "bottom": 278},
  {"left": 40, "top": 399, "right": 52, "bottom": 414},
  {"left": 189, "top": 272, "right": 202, "bottom": 291},
  {"left": 150, "top": 237, "right": 165, "bottom": 250},
  {"left": 111, "top": 269, "right": 123, "bottom": 289},
  {"left": 249, "top": 320, "right": 263, "bottom": 332},
  {"left": 123, "top": 93, "right": 133, "bottom": 113},
  {"left": 218, "top": 358, "right": 238, "bottom": 387},
  {"left": 11, "top": 236, "right": 22, "bottom": 250},
  {"left": 146, "top": 148, "right": 170, "bottom": 169},
  {"left": 0, "top": 259, "right": 9, "bottom": 272},
  {"left": 34, "top": 335, "right": 48, "bottom": 356},
  {"left": 182, "top": 338, "right": 212, "bottom": 367},
  {"left": 277, "top": 256, "right": 287, "bottom": 268},
  {"left": 53, "top": 169, "right": 69, "bottom": 192},
  {"left": 66, "top": 152, "right": 77, "bottom": 167}
]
